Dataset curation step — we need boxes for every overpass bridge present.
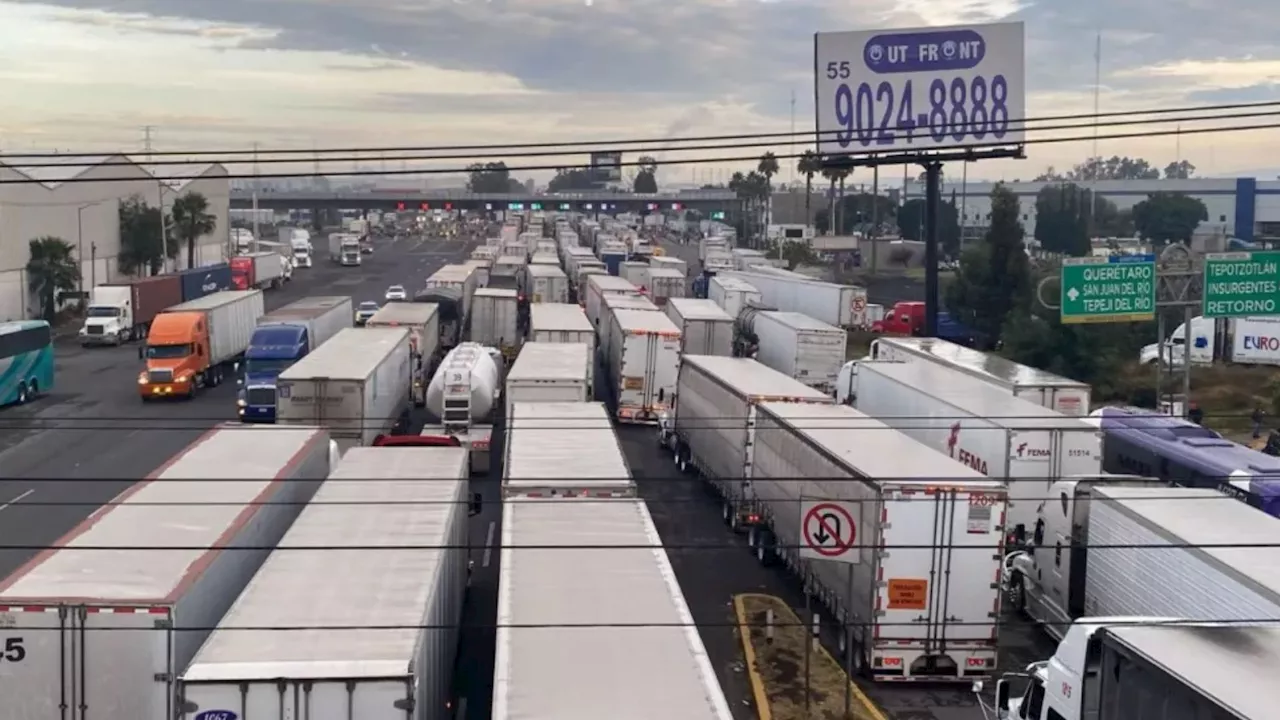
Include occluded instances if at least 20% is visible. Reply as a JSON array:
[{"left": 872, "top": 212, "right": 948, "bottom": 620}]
[{"left": 229, "top": 189, "right": 738, "bottom": 213}]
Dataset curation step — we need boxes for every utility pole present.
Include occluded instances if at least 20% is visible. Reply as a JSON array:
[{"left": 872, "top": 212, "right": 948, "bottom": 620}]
[
  {"left": 143, "top": 126, "right": 154, "bottom": 164},
  {"left": 789, "top": 89, "right": 797, "bottom": 185},
  {"left": 251, "top": 142, "right": 261, "bottom": 253}
]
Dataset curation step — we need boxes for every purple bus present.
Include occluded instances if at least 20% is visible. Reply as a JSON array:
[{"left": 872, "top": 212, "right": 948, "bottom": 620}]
[{"left": 1089, "top": 406, "right": 1280, "bottom": 518}]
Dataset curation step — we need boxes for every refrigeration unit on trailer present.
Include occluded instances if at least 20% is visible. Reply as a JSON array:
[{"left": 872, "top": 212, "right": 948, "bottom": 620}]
[
  {"left": 750, "top": 401, "right": 1006, "bottom": 681},
  {"left": 583, "top": 274, "right": 640, "bottom": 328},
  {"left": 504, "top": 342, "right": 592, "bottom": 417},
  {"left": 493, "top": 498, "right": 734, "bottom": 720},
  {"left": 664, "top": 355, "right": 833, "bottom": 528},
  {"left": 0, "top": 424, "right": 332, "bottom": 720},
  {"left": 858, "top": 336, "right": 1092, "bottom": 416},
  {"left": 665, "top": 298, "right": 734, "bottom": 357},
  {"left": 607, "top": 308, "right": 682, "bottom": 424},
  {"left": 750, "top": 311, "right": 847, "bottom": 392},
  {"left": 529, "top": 303, "right": 595, "bottom": 359},
  {"left": 178, "top": 446, "right": 471, "bottom": 720},
  {"left": 851, "top": 360, "right": 1102, "bottom": 543},
  {"left": 275, "top": 327, "right": 413, "bottom": 451},
  {"left": 503, "top": 401, "right": 633, "bottom": 497}
]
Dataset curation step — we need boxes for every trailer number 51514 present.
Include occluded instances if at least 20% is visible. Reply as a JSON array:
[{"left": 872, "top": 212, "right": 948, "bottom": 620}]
[{"left": 1, "top": 637, "right": 25, "bottom": 662}]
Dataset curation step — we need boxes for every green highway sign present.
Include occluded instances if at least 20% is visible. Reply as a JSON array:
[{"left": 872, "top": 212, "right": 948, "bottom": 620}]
[
  {"left": 1202, "top": 251, "right": 1280, "bottom": 318},
  {"left": 1060, "top": 255, "right": 1157, "bottom": 324}
]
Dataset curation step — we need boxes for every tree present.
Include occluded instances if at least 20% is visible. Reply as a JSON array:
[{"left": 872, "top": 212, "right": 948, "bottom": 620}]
[
  {"left": 729, "top": 170, "right": 770, "bottom": 245},
  {"left": 633, "top": 155, "right": 658, "bottom": 193},
  {"left": 466, "top": 162, "right": 516, "bottom": 193},
  {"left": 170, "top": 192, "right": 216, "bottom": 269},
  {"left": 1132, "top": 192, "right": 1208, "bottom": 246},
  {"left": 1164, "top": 160, "right": 1196, "bottom": 179},
  {"left": 1069, "top": 155, "right": 1160, "bottom": 180},
  {"left": 546, "top": 168, "right": 597, "bottom": 193},
  {"left": 896, "top": 198, "right": 961, "bottom": 258},
  {"left": 796, "top": 150, "right": 821, "bottom": 227},
  {"left": 1034, "top": 183, "right": 1091, "bottom": 256},
  {"left": 118, "top": 195, "right": 174, "bottom": 276},
  {"left": 26, "top": 236, "right": 79, "bottom": 321},
  {"left": 945, "top": 184, "right": 1031, "bottom": 345}
]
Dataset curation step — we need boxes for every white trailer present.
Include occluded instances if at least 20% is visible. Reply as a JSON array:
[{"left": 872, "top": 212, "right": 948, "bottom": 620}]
[
  {"left": 607, "top": 308, "right": 681, "bottom": 424},
  {"left": 276, "top": 327, "right": 413, "bottom": 451},
  {"left": 505, "top": 342, "right": 592, "bottom": 418},
  {"left": 503, "top": 401, "right": 632, "bottom": 496},
  {"left": 600, "top": 293, "right": 660, "bottom": 357},
  {"left": 524, "top": 264, "right": 568, "bottom": 303},
  {"left": 646, "top": 267, "right": 686, "bottom": 306},
  {"left": 470, "top": 288, "right": 520, "bottom": 352},
  {"left": 851, "top": 361, "right": 1103, "bottom": 542},
  {"left": 724, "top": 270, "right": 861, "bottom": 328},
  {"left": 160, "top": 289, "right": 265, "bottom": 366},
  {"left": 0, "top": 425, "right": 332, "bottom": 720},
  {"left": 859, "top": 336, "right": 1092, "bottom": 416},
  {"left": 179, "top": 446, "right": 471, "bottom": 720},
  {"left": 665, "top": 298, "right": 734, "bottom": 357},
  {"left": 752, "top": 311, "right": 847, "bottom": 392},
  {"left": 664, "top": 355, "right": 833, "bottom": 527},
  {"left": 708, "top": 275, "right": 761, "bottom": 318},
  {"left": 529, "top": 303, "right": 595, "bottom": 362},
  {"left": 583, "top": 274, "right": 639, "bottom": 329},
  {"left": 494, "top": 498, "right": 733, "bottom": 720},
  {"left": 425, "top": 264, "right": 480, "bottom": 322},
  {"left": 650, "top": 255, "right": 688, "bottom": 278},
  {"left": 750, "top": 402, "right": 1006, "bottom": 681},
  {"left": 365, "top": 302, "right": 441, "bottom": 406},
  {"left": 245, "top": 250, "right": 285, "bottom": 289},
  {"left": 620, "top": 260, "right": 649, "bottom": 287}
]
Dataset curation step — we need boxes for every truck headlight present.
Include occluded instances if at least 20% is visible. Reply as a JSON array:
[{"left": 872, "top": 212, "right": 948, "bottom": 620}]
[
  {"left": 138, "top": 374, "right": 148, "bottom": 385},
  {"left": 237, "top": 398, "right": 247, "bottom": 407}
]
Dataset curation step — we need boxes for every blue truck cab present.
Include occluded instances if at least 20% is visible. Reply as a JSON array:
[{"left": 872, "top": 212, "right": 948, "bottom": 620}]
[{"left": 237, "top": 323, "right": 312, "bottom": 422}]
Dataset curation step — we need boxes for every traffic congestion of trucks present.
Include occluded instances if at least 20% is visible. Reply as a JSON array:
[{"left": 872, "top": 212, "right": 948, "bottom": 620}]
[{"left": 12, "top": 209, "right": 1280, "bottom": 720}]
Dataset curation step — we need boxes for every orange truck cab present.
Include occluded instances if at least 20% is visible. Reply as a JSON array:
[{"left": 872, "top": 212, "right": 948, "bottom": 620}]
[{"left": 138, "top": 290, "right": 265, "bottom": 400}]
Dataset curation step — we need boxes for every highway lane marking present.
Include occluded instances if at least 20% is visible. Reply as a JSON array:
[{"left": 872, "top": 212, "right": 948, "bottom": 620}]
[
  {"left": 0, "top": 489, "right": 34, "bottom": 513},
  {"left": 482, "top": 520, "right": 496, "bottom": 568}
]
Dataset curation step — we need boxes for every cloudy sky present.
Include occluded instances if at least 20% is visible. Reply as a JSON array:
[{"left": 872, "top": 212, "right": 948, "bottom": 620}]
[{"left": 1, "top": 0, "right": 1278, "bottom": 185}]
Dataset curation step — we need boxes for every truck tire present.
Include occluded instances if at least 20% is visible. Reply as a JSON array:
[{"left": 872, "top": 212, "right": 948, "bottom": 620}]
[{"left": 16, "top": 382, "right": 28, "bottom": 405}]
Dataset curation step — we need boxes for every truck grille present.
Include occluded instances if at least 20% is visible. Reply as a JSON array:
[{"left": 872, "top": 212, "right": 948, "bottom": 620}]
[
  {"left": 86, "top": 325, "right": 104, "bottom": 335},
  {"left": 148, "top": 369, "right": 174, "bottom": 383},
  {"left": 246, "top": 387, "right": 276, "bottom": 406}
]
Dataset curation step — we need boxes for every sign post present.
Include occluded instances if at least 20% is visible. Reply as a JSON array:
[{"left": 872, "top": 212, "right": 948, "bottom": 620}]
[
  {"left": 1202, "top": 251, "right": 1280, "bottom": 318},
  {"left": 799, "top": 500, "right": 860, "bottom": 564},
  {"left": 1059, "top": 255, "right": 1157, "bottom": 324}
]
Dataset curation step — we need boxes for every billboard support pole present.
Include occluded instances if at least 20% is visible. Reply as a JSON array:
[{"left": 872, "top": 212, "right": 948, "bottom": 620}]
[{"left": 923, "top": 161, "right": 942, "bottom": 337}]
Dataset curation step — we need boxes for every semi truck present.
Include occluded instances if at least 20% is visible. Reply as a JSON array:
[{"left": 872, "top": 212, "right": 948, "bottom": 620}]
[
  {"left": 743, "top": 310, "right": 847, "bottom": 393},
  {"left": 599, "top": 293, "right": 660, "bottom": 358},
  {"left": 471, "top": 288, "right": 520, "bottom": 359},
  {"left": 846, "top": 336, "right": 1092, "bottom": 416},
  {"left": 0, "top": 424, "right": 332, "bottom": 720},
  {"left": 504, "top": 342, "right": 592, "bottom": 419},
  {"left": 583, "top": 274, "right": 639, "bottom": 328},
  {"left": 364, "top": 302, "right": 442, "bottom": 407},
  {"left": 606, "top": 308, "right": 682, "bottom": 424},
  {"left": 139, "top": 290, "right": 264, "bottom": 399},
  {"left": 645, "top": 267, "right": 686, "bottom": 306},
  {"left": 524, "top": 263, "right": 569, "bottom": 303},
  {"left": 425, "top": 264, "right": 481, "bottom": 325},
  {"left": 328, "top": 233, "right": 362, "bottom": 265},
  {"left": 708, "top": 275, "right": 761, "bottom": 318},
  {"left": 178, "top": 446, "right": 472, "bottom": 720},
  {"left": 494, "top": 496, "right": 733, "bottom": 719},
  {"left": 276, "top": 327, "right": 414, "bottom": 452},
  {"left": 850, "top": 360, "right": 1103, "bottom": 544},
  {"left": 289, "top": 233, "right": 313, "bottom": 268},
  {"left": 503, "top": 401, "right": 632, "bottom": 497},
  {"left": 664, "top": 298, "right": 734, "bottom": 357},
  {"left": 722, "top": 269, "right": 864, "bottom": 328},
  {"left": 229, "top": 251, "right": 286, "bottom": 291},
  {"left": 78, "top": 276, "right": 182, "bottom": 345},
  {"left": 750, "top": 401, "right": 1006, "bottom": 681},
  {"left": 529, "top": 303, "right": 595, "bottom": 360},
  {"left": 422, "top": 342, "right": 502, "bottom": 474},
  {"left": 236, "top": 296, "right": 354, "bottom": 422},
  {"left": 1004, "top": 485, "right": 1280, "bottom": 640}
]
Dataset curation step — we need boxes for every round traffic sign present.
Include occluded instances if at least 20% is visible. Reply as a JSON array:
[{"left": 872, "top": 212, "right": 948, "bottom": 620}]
[{"left": 803, "top": 502, "right": 857, "bottom": 557}]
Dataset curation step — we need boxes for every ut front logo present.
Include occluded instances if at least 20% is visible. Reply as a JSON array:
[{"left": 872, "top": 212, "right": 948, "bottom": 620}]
[{"left": 1016, "top": 442, "right": 1052, "bottom": 459}]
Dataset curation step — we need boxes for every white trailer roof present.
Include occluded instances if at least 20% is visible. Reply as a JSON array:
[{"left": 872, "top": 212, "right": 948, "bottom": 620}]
[
  {"left": 861, "top": 361, "right": 1095, "bottom": 432},
  {"left": 604, "top": 294, "right": 659, "bottom": 313},
  {"left": 476, "top": 287, "right": 518, "bottom": 299},
  {"left": 565, "top": 247, "right": 594, "bottom": 257},
  {"left": 647, "top": 267, "right": 685, "bottom": 280},
  {"left": 613, "top": 307, "right": 681, "bottom": 335},
  {"left": 367, "top": 302, "right": 438, "bottom": 326},
  {"left": 760, "top": 310, "right": 841, "bottom": 332},
  {"left": 427, "top": 264, "right": 476, "bottom": 283},
  {"left": 1103, "top": 623, "right": 1279, "bottom": 720},
  {"left": 0, "top": 425, "right": 328, "bottom": 602},
  {"left": 266, "top": 295, "right": 351, "bottom": 320},
  {"left": 505, "top": 402, "right": 631, "bottom": 485},
  {"left": 530, "top": 303, "right": 591, "bottom": 332},
  {"left": 278, "top": 327, "right": 408, "bottom": 381},
  {"left": 758, "top": 402, "right": 1000, "bottom": 488},
  {"left": 588, "top": 274, "right": 638, "bottom": 292},
  {"left": 668, "top": 298, "right": 732, "bottom": 322},
  {"left": 525, "top": 264, "right": 566, "bottom": 278},
  {"left": 181, "top": 447, "right": 469, "bottom": 682},
  {"left": 710, "top": 275, "right": 758, "bottom": 292},
  {"left": 875, "top": 336, "right": 1089, "bottom": 389},
  {"left": 1093, "top": 486, "right": 1280, "bottom": 599},
  {"left": 682, "top": 355, "right": 833, "bottom": 401},
  {"left": 507, "top": 343, "right": 590, "bottom": 382},
  {"left": 166, "top": 289, "right": 259, "bottom": 313},
  {"left": 495, "top": 499, "right": 733, "bottom": 720}
]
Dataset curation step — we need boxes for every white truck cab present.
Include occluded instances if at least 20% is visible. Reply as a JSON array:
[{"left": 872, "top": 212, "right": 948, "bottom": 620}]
[{"left": 78, "top": 285, "right": 134, "bottom": 346}]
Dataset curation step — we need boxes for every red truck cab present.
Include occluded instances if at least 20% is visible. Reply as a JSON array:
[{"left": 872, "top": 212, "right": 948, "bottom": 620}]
[
  {"left": 229, "top": 256, "right": 254, "bottom": 290},
  {"left": 873, "top": 301, "right": 924, "bottom": 335},
  {"left": 138, "top": 312, "right": 210, "bottom": 399}
]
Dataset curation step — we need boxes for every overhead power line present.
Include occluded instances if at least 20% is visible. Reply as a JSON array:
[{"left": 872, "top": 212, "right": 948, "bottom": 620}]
[
  {"left": 0, "top": 540, "right": 1273, "bottom": 551},
  {"left": 5, "top": 98, "right": 1279, "bottom": 162}
]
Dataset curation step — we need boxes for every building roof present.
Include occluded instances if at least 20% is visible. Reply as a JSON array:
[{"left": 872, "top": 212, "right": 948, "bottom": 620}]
[{"left": 0, "top": 154, "right": 226, "bottom": 192}]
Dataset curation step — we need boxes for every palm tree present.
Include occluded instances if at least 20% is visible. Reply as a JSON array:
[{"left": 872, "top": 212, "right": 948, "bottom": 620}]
[
  {"left": 171, "top": 192, "right": 217, "bottom": 269},
  {"left": 26, "top": 236, "right": 79, "bottom": 321},
  {"left": 757, "top": 152, "right": 779, "bottom": 230},
  {"left": 820, "top": 167, "right": 839, "bottom": 234},
  {"left": 797, "top": 151, "right": 821, "bottom": 229}
]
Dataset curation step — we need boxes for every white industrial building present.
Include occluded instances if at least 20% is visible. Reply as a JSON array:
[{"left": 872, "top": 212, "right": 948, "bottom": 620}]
[
  {"left": 0, "top": 155, "right": 231, "bottom": 321},
  {"left": 904, "top": 177, "right": 1280, "bottom": 244}
]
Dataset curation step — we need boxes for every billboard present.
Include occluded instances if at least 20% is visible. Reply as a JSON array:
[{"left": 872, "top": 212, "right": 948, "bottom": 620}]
[{"left": 590, "top": 151, "right": 623, "bottom": 182}]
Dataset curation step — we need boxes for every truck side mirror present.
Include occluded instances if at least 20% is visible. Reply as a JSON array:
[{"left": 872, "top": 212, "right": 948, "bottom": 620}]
[
  {"left": 468, "top": 492, "right": 483, "bottom": 517},
  {"left": 995, "top": 680, "right": 1011, "bottom": 711}
]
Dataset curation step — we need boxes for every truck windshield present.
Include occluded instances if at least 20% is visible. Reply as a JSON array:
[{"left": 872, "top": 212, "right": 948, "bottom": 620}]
[
  {"left": 145, "top": 344, "right": 192, "bottom": 359},
  {"left": 86, "top": 306, "right": 122, "bottom": 318},
  {"left": 245, "top": 358, "right": 293, "bottom": 376}
]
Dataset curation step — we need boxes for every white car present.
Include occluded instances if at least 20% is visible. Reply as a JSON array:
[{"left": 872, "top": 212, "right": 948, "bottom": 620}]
[
  {"left": 384, "top": 285, "right": 407, "bottom": 302},
  {"left": 355, "top": 301, "right": 380, "bottom": 326}
]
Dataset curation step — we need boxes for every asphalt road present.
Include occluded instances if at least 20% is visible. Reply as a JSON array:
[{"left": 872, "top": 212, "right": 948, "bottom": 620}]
[{"left": 0, "top": 231, "right": 480, "bottom": 580}]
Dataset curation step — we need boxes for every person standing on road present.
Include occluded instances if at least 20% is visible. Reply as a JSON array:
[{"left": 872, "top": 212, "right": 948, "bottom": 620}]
[{"left": 1188, "top": 402, "right": 1204, "bottom": 426}]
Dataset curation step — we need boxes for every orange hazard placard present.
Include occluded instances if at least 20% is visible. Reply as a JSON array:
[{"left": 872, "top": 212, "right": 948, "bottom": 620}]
[{"left": 886, "top": 579, "right": 928, "bottom": 610}]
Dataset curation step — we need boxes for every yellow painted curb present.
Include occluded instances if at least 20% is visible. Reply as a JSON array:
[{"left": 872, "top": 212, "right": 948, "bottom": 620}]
[
  {"left": 734, "top": 593, "right": 889, "bottom": 720},
  {"left": 733, "top": 594, "right": 773, "bottom": 720}
]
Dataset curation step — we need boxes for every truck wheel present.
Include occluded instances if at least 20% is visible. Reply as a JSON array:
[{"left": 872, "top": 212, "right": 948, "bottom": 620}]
[
  {"left": 1007, "top": 573, "right": 1026, "bottom": 613},
  {"left": 16, "top": 383, "right": 28, "bottom": 405}
]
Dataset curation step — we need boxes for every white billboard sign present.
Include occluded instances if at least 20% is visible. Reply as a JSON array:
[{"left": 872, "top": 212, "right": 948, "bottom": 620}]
[
  {"left": 1232, "top": 316, "right": 1280, "bottom": 366},
  {"left": 814, "top": 22, "right": 1026, "bottom": 156}
]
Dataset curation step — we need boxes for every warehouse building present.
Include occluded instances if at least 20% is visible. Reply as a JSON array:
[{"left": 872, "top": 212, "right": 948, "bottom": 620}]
[
  {"left": 903, "top": 177, "right": 1280, "bottom": 244},
  {"left": 0, "top": 155, "right": 230, "bottom": 321}
]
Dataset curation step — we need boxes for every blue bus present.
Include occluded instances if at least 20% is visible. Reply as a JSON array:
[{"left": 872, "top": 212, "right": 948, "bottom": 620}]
[
  {"left": 1091, "top": 406, "right": 1280, "bottom": 518},
  {"left": 0, "top": 320, "right": 55, "bottom": 406}
]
